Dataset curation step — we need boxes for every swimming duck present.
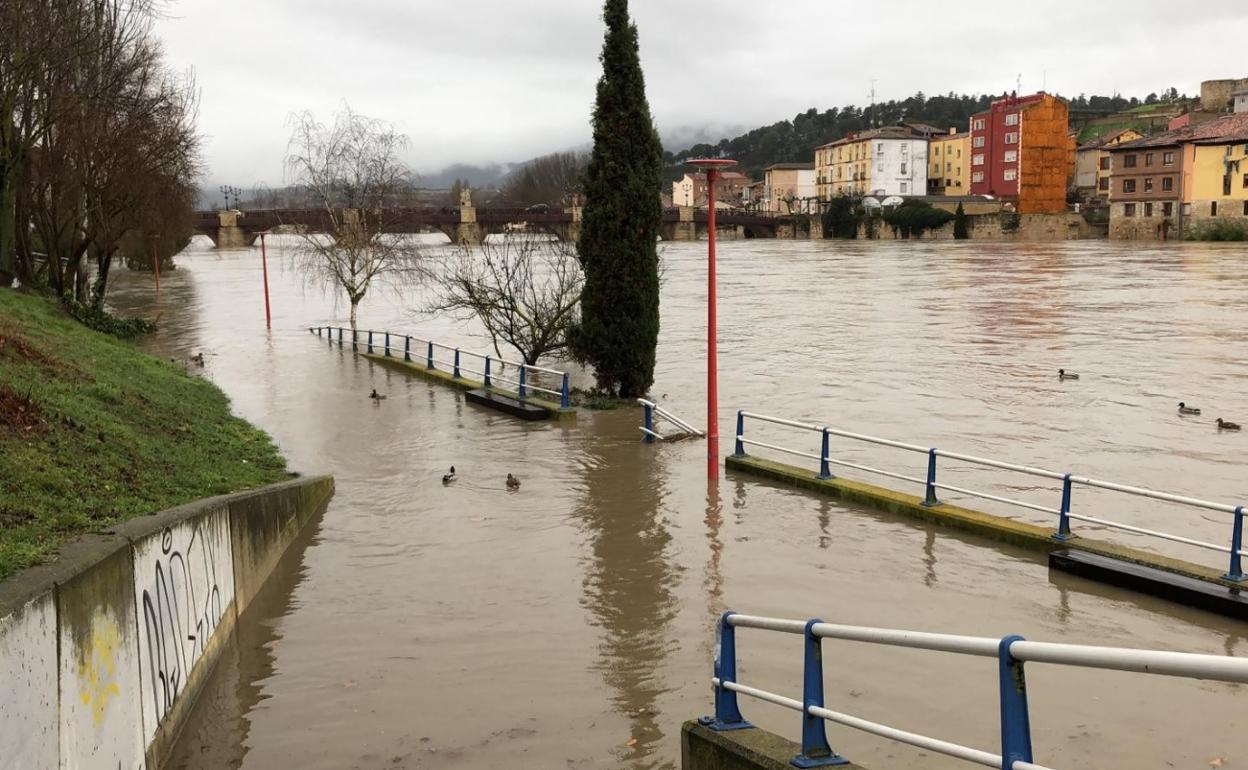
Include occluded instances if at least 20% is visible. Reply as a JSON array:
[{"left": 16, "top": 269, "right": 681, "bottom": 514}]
[
  {"left": 191, "top": 353, "right": 205, "bottom": 366},
  {"left": 1058, "top": 369, "right": 1079, "bottom": 381},
  {"left": 442, "top": 466, "right": 456, "bottom": 484},
  {"left": 369, "top": 388, "right": 386, "bottom": 400},
  {"left": 1178, "top": 402, "right": 1201, "bottom": 416},
  {"left": 1216, "top": 418, "right": 1241, "bottom": 431},
  {"left": 506, "top": 473, "right": 521, "bottom": 490}
]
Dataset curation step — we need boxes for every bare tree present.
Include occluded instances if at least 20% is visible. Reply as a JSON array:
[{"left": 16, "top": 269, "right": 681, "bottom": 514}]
[
  {"left": 429, "top": 236, "right": 583, "bottom": 365},
  {"left": 284, "top": 106, "right": 424, "bottom": 330},
  {"left": 496, "top": 151, "right": 587, "bottom": 208}
]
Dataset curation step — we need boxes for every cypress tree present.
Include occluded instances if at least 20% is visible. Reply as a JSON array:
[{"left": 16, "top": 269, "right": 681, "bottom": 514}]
[
  {"left": 953, "top": 202, "right": 969, "bottom": 239},
  {"left": 572, "top": 0, "right": 663, "bottom": 398}
]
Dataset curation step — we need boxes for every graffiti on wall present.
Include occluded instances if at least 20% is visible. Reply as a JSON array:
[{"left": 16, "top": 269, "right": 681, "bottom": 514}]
[
  {"left": 132, "top": 509, "right": 235, "bottom": 742},
  {"left": 59, "top": 606, "right": 145, "bottom": 770},
  {"left": 77, "top": 615, "right": 124, "bottom": 728}
]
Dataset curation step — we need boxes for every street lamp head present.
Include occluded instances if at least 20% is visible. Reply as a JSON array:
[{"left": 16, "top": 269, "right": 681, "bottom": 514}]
[{"left": 686, "top": 158, "right": 738, "bottom": 172}]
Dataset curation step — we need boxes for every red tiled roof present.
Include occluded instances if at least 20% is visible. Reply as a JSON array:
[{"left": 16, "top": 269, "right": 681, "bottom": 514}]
[{"left": 1111, "top": 113, "right": 1248, "bottom": 150}]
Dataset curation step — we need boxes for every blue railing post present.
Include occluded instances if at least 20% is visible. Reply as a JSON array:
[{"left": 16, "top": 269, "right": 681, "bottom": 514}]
[
  {"left": 1054, "top": 474, "right": 1074, "bottom": 541},
  {"left": 699, "top": 611, "right": 751, "bottom": 732},
  {"left": 484, "top": 356, "right": 492, "bottom": 387},
  {"left": 383, "top": 332, "right": 391, "bottom": 357},
  {"left": 793, "top": 619, "right": 849, "bottom": 767},
  {"left": 518, "top": 366, "right": 527, "bottom": 399},
  {"left": 923, "top": 448, "right": 940, "bottom": 506},
  {"left": 352, "top": 329, "right": 358, "bottom": 351},
  {"left": 818, "top": 428, "right": 833, "bottom": 480},
  {"left": 404, "top": 336, "right": 411, "bottom": 362},
  {"left": 1225, "top": 506, "right": 1245, "bottom": 582},
  {"left": 733, "top": 411, "right": 746, "bottom": 457},
  {"left": 453, "top": 349, "right": 461, "bottom": 378},
  {"left": 367, "top": 330, "right": 374, "bottom": 354},
  {"left": 998, "top": 635, "right": 1034, "bottom": 768},
  {"left": 643, "top": 402, "right": 655, "bottom": 443},
  {"left": 337, "top": 327, "right": 342, "bottom": 346},
  {"left": 560, "top": 373, "right": 571, "bottom": 409},
  {"left": 426, "top": 341, "right": 434, "bottom": 369}
]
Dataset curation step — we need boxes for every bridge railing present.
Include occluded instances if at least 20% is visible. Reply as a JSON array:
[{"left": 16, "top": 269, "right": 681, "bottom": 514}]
[
  {"left": 732, "top": 410, "right": 1246, "bottom": 580},
  {"left": 637, "top": 398, "right": 703, "bottom": 442},
  {"left": 706, "top": 610, "right": 1248, "bottom": 769},
  {"left": 309, "top": 327, "right": 570, "bottom": 409}
]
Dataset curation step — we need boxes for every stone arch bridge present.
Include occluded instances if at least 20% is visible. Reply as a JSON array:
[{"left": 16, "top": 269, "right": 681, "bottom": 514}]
[{"left": 194, "top": 206, "right": 814, "bottom": 248}]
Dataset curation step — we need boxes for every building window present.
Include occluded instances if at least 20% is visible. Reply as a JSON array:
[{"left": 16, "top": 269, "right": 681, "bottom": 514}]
[
  {"left": 1004, "top": 113, "right": 1019, "bottom": 126},
  {"left": 1163, "top": 151, "right": 1175, "bottom": 165},
  {"left": 1144, "top": 178, "right": 1153, "bottom": 193},
  {"left": 900, "top": 182, "right": 908, "bottom": 194},
  {"left": 900, "top": 162, "right": 907, "bottom": 174},
  {"left": 1099, "top": 157, "right": 1110, "bottom": 170},
  {"left": 1003, "top": 169, "right": 1017, "bottom": 181},
  {"left": 1243, "top": 200, "right": 1248, "bottom": 216},
  {"left": 1212, "top": 201, "right": 1218, "bottom": 216},
  {"left": 1123, "top": 179, "right": 1136, "bottom": 193},
  {"left": 1005, "top": 132, "right": 1019, "bottom": 144},
  {"left": 1123, "top": 154, "right": 1137, "bottom": 168},
  {"left": 1243, "top": 173, "right": 1248, "bottom": 188},
  {"left": 1098, "top": 178, "right": 1110, "bottom": 191},
  {"left": 1182, "top": 202, "right": 1192, "bottom": 216},
  {"left": 1004, "top": 150, "right": 1018, "bottom": 162},
  {"left": 876, "top": 142, "right": 884, "bottom": 154},
  {"left": 1145, "top": 153, "right": 1154, "bottom": 166},
  {"left": 1162, "top": 177, "right": 1173, "bottom": 192},
  {"left": 1124, "top": 203, "right": 1136, "bottom": 217},
  {"left": 1225, "top": 175, "right": 1233, "bottom": 195},
  {"left": 1144, "top": 202, "right": 1153, "bottom": 217},
  {"left": 1163, "top": 202, "right": 1173, "bottom": 217},
  {"left": 972, "top": 154, "right": 985, "bottom": 166},
  {"left": 972, "top": 136, "right": 985, "bottom": 148},
  {"left": 974, "top": 118, "right": 985, "bottom": 130},
  {"left": 972, "top": 171, "right": 984, "bottom": 183}
]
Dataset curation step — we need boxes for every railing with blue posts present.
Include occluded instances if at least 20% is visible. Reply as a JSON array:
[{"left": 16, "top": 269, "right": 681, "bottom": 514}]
[
  {"left": 309, "top": 327, "right": 573, "bottom": 409},
  {"left": 705, "top": 611, "right": 1248, "bottom": 770},
  {"left": 637, "top": 398, "right": 704, "bottom": 443},
  {"left": 732, "top": 411, "right": 1247, "bottom": 579}
]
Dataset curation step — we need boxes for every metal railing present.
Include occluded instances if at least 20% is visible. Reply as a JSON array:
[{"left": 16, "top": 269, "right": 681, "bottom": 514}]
[
  {"left": 638, "top": 398, "right": 704, "bottom": 442},
  {"left": 310, "top": 326, "right": 571, "bottom": 409},
  {"left": 706, "top": 611, "right": 1248, "bottom": 769},
  {"left": 732, "top": 410, "right": 1247, "bottom": 581}
]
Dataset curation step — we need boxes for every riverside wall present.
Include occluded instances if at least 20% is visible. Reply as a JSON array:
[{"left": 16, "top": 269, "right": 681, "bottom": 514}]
[{"left": 0, "top": 475, "right": 334, "bottom": 770}]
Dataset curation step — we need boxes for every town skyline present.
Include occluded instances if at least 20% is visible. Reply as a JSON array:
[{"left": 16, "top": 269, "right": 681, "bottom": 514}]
[{"left": 157, "top": 0, "right": 1248, "bottom": 186}]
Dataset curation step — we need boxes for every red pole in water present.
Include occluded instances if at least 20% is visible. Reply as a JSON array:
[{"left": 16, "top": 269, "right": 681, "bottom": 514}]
[
  {"left": 259, "top": 232, "right": 272, "bottom": 328},
  {"left": 687, "top": 158, "right": 738, "bottom": 480},
  {"left": 151, "top": 238, "right": 160, "bottom": 292}
]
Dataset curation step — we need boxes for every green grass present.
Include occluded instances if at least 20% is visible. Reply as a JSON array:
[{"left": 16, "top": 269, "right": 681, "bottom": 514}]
[{"left": 0, "top": 290, "right": 290, "bottom": 579}]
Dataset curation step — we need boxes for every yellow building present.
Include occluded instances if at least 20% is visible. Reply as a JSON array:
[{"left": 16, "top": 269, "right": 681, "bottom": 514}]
[
  {"left": 927, "top": 129, "right": 970, "bottom": 195},
  {"left": 1181, "top": 119, "right": 1248, "bottom": 224},
  {"left": 1075, "top": 128, "right": 1143, "bottom": 199}
]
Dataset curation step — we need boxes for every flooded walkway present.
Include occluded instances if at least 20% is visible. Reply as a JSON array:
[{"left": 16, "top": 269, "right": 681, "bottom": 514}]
[{"left": 105, "top": 238, "right": 1248, "bottom": 769}]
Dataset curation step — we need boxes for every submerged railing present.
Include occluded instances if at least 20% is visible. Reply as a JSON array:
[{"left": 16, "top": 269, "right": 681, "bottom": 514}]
[
  {"left": 706, "top": 611, "right": 1248, "bottom": 769},
  {"left": 310, "top": 326, "right": 571, "bottom": 409},
  {"left": 638, "top": 398, "right": 704, "bottom": 442},
  {"left": 732, "top": 410, "right": 1247, "bottom": 580}
]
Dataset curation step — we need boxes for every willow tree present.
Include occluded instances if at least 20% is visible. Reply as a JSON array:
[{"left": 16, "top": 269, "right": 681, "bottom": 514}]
[
  {"left": 571, "top": 0, "right": 663, "bottom": 398},
  {"left": 285, "top": 106, "right": 424, "bottom": 330}
]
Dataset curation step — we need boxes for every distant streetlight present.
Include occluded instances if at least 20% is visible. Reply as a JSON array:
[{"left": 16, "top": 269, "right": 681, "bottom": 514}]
[
  {"left": 257, "top": 231, "right": 272, "bottom": 328},
  {"left": 686, "top": 157, "right": 737, "bottom": 481}
]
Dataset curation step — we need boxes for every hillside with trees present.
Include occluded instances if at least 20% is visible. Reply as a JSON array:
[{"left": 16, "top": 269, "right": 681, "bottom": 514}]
[{"left": 664, "top": 90, "right": 1185, "bottom": 180}]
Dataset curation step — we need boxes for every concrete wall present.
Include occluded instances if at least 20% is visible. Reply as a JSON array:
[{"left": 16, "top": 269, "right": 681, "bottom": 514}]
[
  {"left": 0, "top": 475, "right": 334, "bottom": 770},
  {"left": 682, "top": 721, "right": 869, "bottom": 770},
  {"left": 858, "top": 212, "right": 1098, "bottom": 241}
]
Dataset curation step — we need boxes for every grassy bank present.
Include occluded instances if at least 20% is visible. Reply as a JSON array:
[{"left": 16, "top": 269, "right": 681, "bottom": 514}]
[{"left": 0, "top": 290, "right": 290, "bottom": 579}]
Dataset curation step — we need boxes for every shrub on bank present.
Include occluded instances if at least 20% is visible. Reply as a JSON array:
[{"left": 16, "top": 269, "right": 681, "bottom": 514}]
[
  {"left": 883, "top": 200, "right": 954, "bottom": 239},
  {"left": 1185, "top": 220, "right": 1247, "bottom": 241}
]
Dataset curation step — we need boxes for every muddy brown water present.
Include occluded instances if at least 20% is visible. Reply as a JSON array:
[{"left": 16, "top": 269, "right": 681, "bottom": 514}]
[{"left": 105, "top": 237, "right": 1248, "bottom": 769}]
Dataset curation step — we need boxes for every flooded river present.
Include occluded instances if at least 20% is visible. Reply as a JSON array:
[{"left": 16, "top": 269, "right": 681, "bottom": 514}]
[{"left": 106, "top": 236, "right": 1248, "bottom": 770}]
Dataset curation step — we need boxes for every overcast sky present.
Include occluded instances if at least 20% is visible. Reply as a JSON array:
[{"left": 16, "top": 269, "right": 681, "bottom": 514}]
[{"left": 155, "top": 0, "right": 1248, "bottom": 187}]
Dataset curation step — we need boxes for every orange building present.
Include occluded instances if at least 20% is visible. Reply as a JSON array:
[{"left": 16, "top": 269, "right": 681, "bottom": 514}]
[{"left": 969, "top": 92, "right": 1071, "bottom": 213}]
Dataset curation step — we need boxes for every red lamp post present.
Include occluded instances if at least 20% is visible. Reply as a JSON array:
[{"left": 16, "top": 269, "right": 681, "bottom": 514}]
[
  {"left": 257, "top": 232, "right": 272, "bottom": 329},
  {"left": 686, "top": 158, "right": 738, "bottom": 480}
]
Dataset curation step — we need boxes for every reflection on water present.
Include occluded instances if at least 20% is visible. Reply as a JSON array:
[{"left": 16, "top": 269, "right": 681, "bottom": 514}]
[{"left": 97, "top": 236, "right": 1248, "bottom": 770}]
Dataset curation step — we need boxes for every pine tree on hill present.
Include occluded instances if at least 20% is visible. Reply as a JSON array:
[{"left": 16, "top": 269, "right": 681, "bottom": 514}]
[{"left": 572, "top": 0, "right": 663, "bottom": 399}]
